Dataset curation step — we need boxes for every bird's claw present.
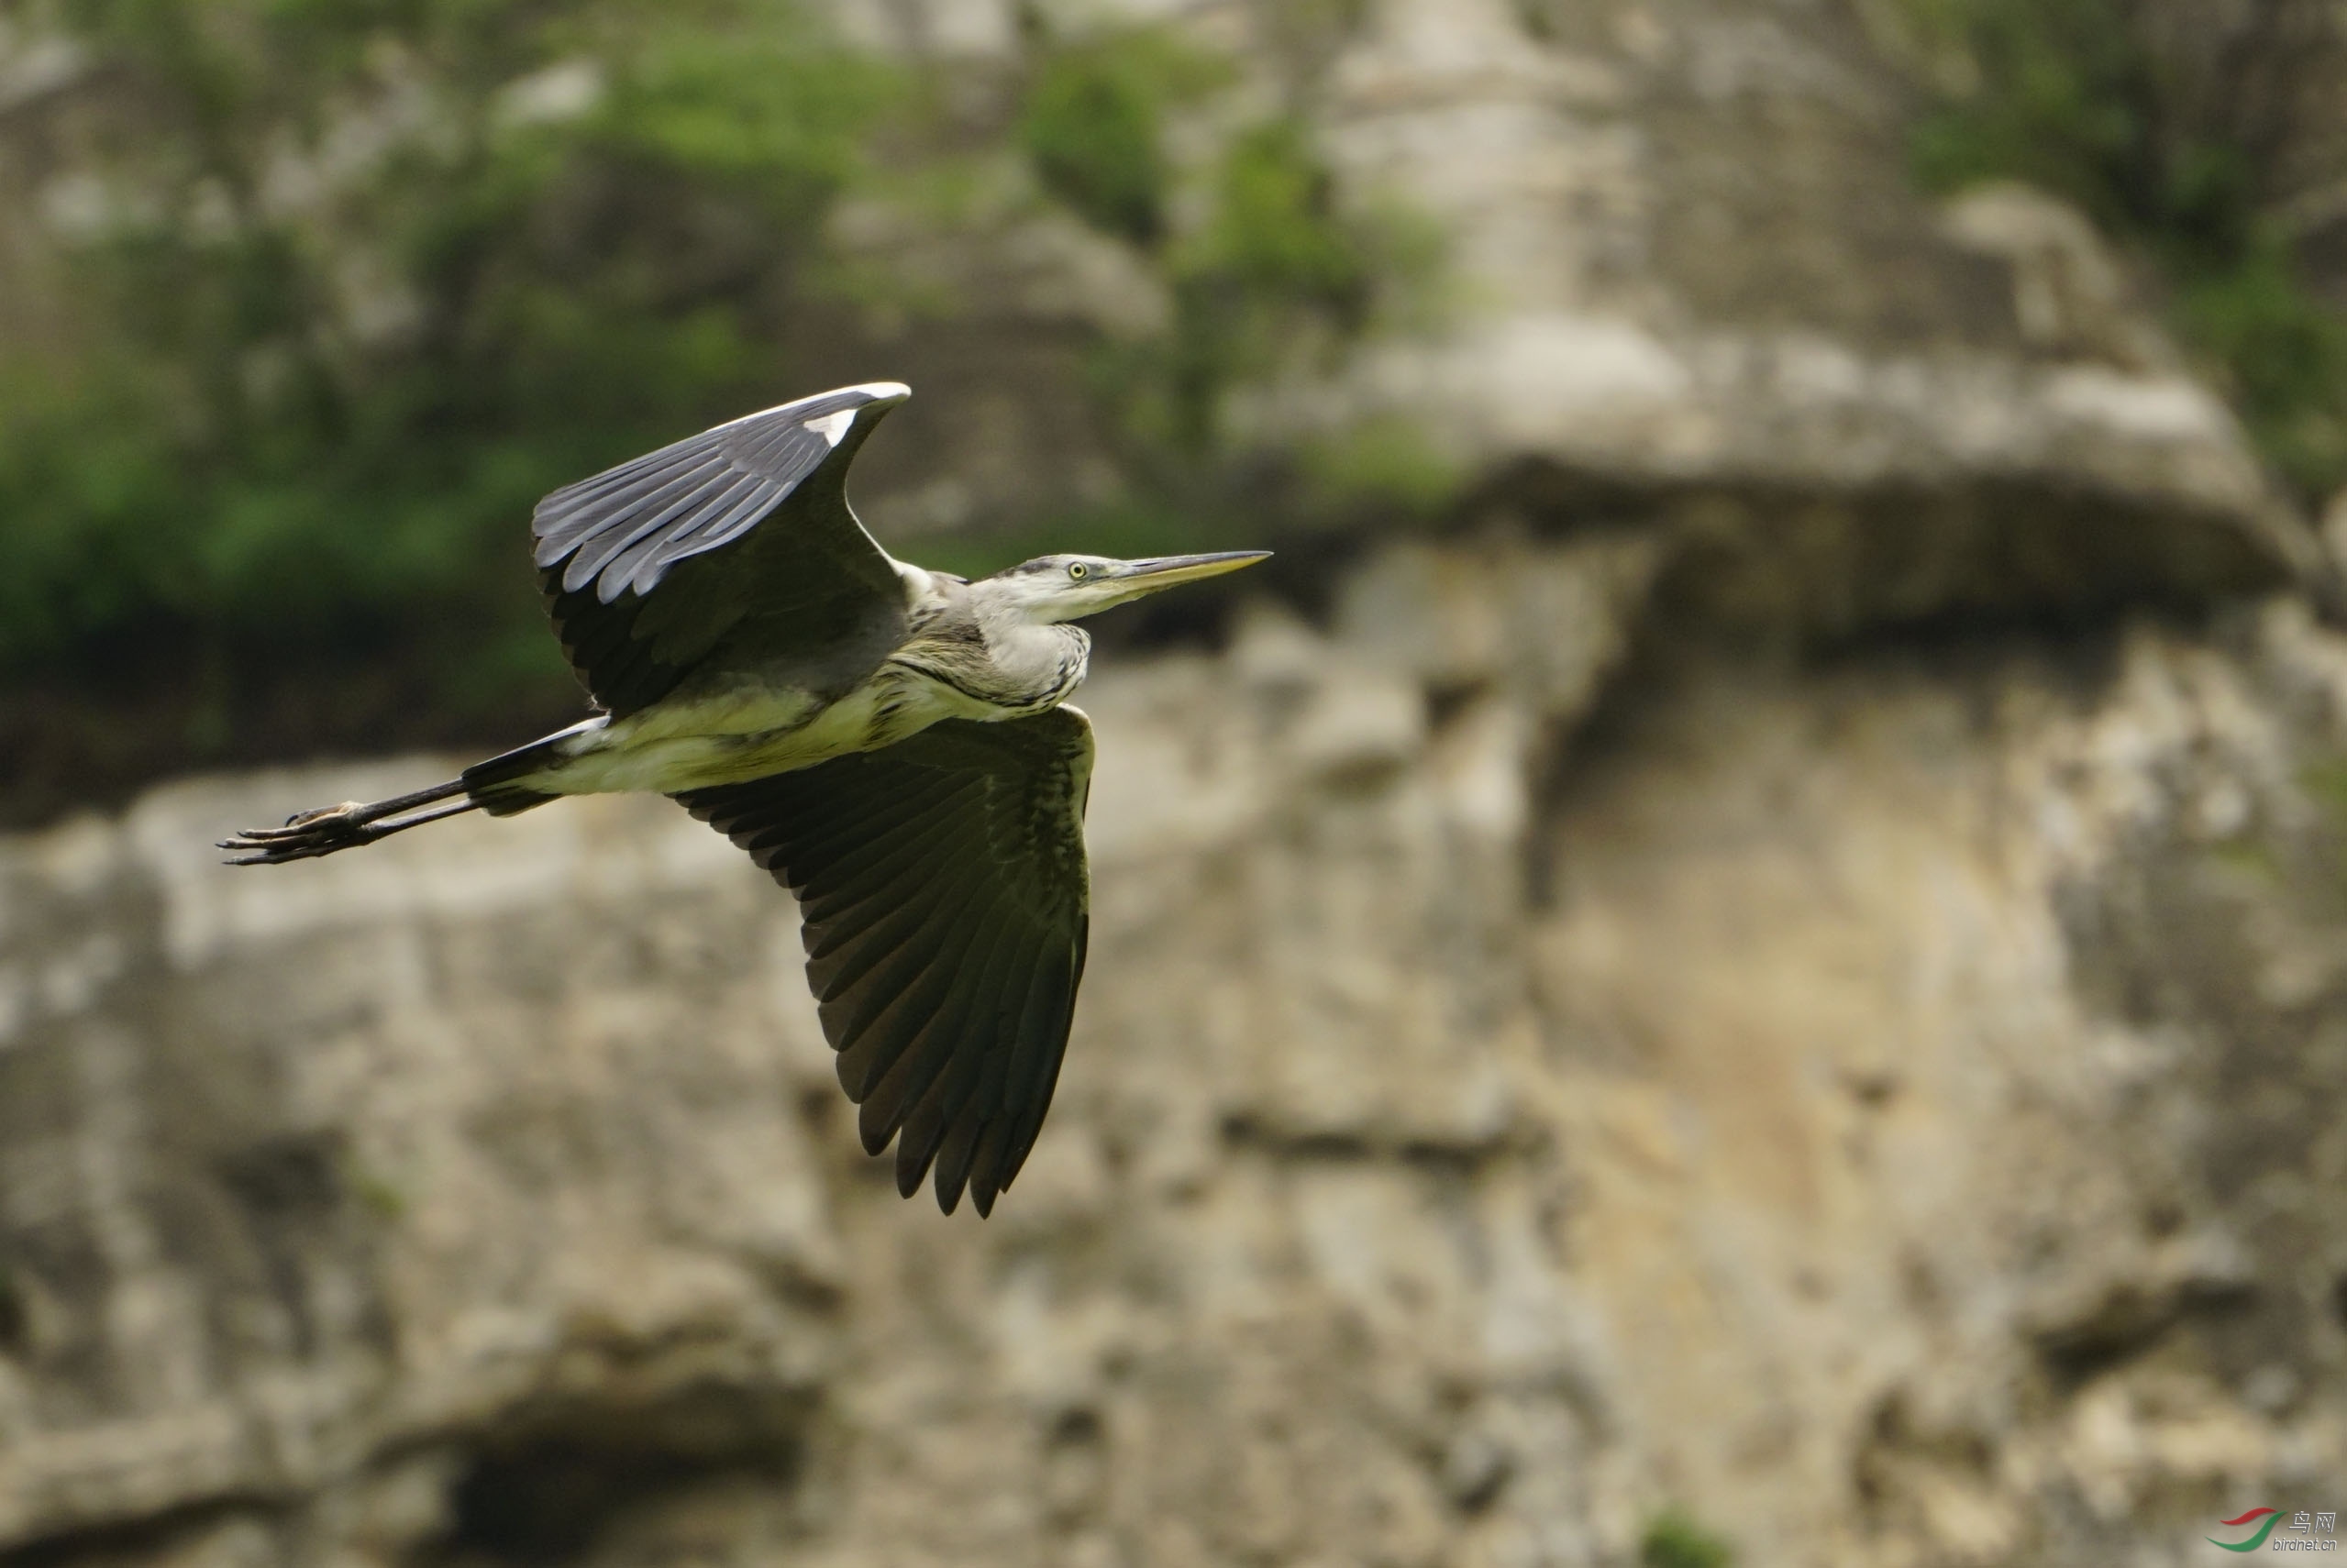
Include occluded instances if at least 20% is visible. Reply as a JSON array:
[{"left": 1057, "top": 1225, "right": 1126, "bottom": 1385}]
[
  {"left": 231, "top": 802, "right": 362, "bottom": 840},
  {"left": 218, "top": 802, "right": 371, "bottom": 865}
]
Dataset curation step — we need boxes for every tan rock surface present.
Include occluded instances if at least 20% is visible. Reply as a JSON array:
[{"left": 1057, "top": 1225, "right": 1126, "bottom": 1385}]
[
  {"left": 5, "top": 3, "right": 2345, "bottom": 1565},
  {"left": 830, "top": 0, "right": 2308, "bottom": 612},
  {"left": 4, "top": 540, "right": 2344, "bottom": 1565}
]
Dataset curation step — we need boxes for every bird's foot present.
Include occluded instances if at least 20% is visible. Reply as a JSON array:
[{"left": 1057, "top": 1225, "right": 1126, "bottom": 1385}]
[{"left": 219, "top": 801, "right": 377, "bottom": 865}]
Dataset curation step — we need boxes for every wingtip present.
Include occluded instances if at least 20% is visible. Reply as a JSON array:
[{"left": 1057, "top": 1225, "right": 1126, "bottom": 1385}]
[{"left": 896, "top": 1146, "right": 929, "bottom": 1201}]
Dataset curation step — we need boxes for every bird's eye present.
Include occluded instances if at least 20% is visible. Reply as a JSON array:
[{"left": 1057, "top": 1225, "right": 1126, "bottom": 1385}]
[{"left": 1068, "top": 562, "right": 1089, "bottom": 580}]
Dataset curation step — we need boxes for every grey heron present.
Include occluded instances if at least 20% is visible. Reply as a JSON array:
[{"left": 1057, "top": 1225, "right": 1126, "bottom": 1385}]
[{"left": 221, "top": 381, "right": 1268, "bottom": 1216}]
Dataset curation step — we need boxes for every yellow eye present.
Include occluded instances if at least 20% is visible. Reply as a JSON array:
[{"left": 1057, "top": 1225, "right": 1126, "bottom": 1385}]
[{"left": 1068, "top": 562, "right": 1089, "bottom": 580}]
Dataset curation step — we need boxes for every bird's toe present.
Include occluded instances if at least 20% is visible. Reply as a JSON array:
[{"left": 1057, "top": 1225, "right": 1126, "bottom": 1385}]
[{"left": 219, "top": 802, "right": 378, "bottom": 865}]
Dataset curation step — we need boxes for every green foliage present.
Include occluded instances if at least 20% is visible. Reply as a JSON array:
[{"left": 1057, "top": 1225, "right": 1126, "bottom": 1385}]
[
  {"left": 0, "top": 0, "right": 902, "bottom": 731},
  {"left": 1906, "top": 0, "right": 2347, "bottom": 499},
  {"left": 1187, "top": 119, "right": 1370, "bottom": 309},
  {"left": 1907, "top": 0, "right": 2157, "bottom": 233},
  {"left": 321, "top": 1139, "right": 412, "bottom": 1220},
  {"left": 1018, "top": 30, "right": 1224, "bottom": 247},
  {"left": 1052, "top": 112, "right": 1414, "bottom": 478},
  {"left": 1639, "top": 1507, "right": 1735, "bottom": 1568},
  {"left": 1008, "top": 23, "right": 1438, "bottom": 503},
  {"left": 1297, "top": 416, "right": 1462, "bottom": 516},
  {"left": 2175, "top": 237, "right": 2347, "bottom": 492},
  {"left": 1157, "top": 117, "right": 1372, "bottom": 452},
  {"left": 2206, "top": 833, "right": 2282, "bottom": 884},
  {"left": 2298, "top": 753, "right": 2347, "bottom": 823},
  {"left": 0, "top": 5, "right": 1444, "bottom": 799}
]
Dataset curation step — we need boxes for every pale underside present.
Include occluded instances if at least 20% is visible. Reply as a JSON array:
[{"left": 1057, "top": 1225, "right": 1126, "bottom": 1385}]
[{"left": 517, "top": 648, "right": 1022, "bottom": 798}]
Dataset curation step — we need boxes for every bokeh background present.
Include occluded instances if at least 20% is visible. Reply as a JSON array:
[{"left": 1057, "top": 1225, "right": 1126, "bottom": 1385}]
[{"left": 3, "top": 1, "right": 2346, "bottom": 1564}]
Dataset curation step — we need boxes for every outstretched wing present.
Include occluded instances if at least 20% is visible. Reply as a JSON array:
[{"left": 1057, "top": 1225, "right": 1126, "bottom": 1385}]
[
  {"left": 676, "top": 707, "right": 1095, "bottom": 1217},
  {"left": 530, "top": 383, "right": 913, "bottom": 717}
]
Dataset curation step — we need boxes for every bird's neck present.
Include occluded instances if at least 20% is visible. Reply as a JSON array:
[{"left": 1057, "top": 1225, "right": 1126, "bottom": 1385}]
[
  {"left": 980, "top": 613, "right": 1090, "bottom": 712},
  {"left": 895, "top": 594, "right": 1090, "bottom": 713}
]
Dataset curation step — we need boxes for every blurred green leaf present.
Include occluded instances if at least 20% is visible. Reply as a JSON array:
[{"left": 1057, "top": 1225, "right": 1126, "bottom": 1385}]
[
  {"left": 0, "top": 2, "right": 1447, "bottom": 811},
  {"left": 1018, "top": 28, "right": 1228, "bottom": 247},
  {"left": 1639, "top": 1507, "right": 1735, "bottom": 1568},
  {"left": 0, "top": 0, "right": 902, "bottom": 713},
  {"left": 1908, "top": 0, "right": 2347, "bottom": 499}
]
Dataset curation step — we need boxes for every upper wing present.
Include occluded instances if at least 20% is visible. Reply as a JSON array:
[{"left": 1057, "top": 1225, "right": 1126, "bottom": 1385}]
[
  {"left": 676, "top": 707, "right": 1095, "bottom": 1217},
  {"left": 530, "top": 383, "right": 913, "bottom": 717}
]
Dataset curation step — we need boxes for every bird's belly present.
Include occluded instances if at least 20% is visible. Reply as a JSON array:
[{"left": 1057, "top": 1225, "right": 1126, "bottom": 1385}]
[{"left": 526, "top": 668, "right": 987, "bottom": 796}]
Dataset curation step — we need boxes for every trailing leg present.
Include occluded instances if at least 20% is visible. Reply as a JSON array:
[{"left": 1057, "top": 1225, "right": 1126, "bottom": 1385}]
[{"left": 219, "top": 718, "right": 597, "bottom": 866}]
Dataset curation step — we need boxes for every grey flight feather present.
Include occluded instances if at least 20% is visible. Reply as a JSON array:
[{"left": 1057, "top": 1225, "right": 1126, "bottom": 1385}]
[
  {"left": 674, "top": 706, "right": 1094, "bottom": 1217},
  {"left": 529, "top": 385, "right": 913, "bottom": 717},
  {"left": 535, "top": 383, "right": 885, "bottom": 601}
]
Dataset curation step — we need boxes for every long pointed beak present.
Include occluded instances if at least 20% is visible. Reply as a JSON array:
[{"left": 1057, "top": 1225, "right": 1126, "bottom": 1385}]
[{"left": 1108, "top": 551, "right": 1272, "bottom": 595}]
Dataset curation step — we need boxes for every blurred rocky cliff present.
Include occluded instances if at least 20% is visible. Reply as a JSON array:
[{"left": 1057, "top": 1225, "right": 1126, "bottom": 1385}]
[{"left": 5, "top": 1, "right": 2347, "bottom": 1565}]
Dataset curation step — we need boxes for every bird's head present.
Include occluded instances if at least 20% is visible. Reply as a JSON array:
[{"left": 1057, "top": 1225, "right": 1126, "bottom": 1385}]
[{"left": 980, "top": 551, "right": 1272, "bottom": 624}]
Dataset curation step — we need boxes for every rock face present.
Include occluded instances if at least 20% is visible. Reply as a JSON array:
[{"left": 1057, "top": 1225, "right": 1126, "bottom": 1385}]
[
  {"left": 6, "top": 1, "right": 2347, "bottom": 1565},
  {"left": 6, "top": 541, "right": 2347, "bottom": 1568},
  {"left": 832, "top": 0, "right": 2308, "bottom": 620}
]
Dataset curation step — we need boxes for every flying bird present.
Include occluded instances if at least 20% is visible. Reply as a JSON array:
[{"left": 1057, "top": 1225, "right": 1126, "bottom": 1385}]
[{"left": 221, "top": 382, "right": 1268, "bottom": 1216}]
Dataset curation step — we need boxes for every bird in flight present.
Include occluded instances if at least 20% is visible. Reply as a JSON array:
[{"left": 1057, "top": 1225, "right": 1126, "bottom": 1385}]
[{"left": 221, "top": 382, "right": 1268, "bottom": 1216}]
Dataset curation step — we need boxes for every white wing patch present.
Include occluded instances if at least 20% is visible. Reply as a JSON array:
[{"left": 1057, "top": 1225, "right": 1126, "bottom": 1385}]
[{"left": 805, "top": 409, "right": 857, "bottom": 446}]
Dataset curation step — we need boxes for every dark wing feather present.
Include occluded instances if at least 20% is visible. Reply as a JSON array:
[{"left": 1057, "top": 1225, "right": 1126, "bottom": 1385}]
[
  {"left": 677, "top": 707, "right": 1096, "bottom": 1216},
  {"left": 530, "top": 385, "right": 913, "bottom": 717}
]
